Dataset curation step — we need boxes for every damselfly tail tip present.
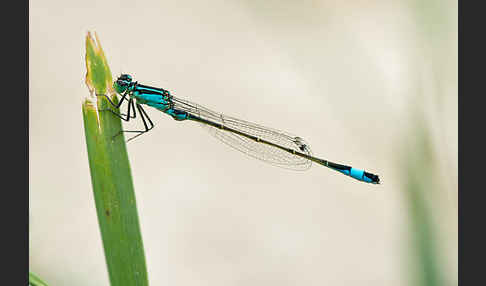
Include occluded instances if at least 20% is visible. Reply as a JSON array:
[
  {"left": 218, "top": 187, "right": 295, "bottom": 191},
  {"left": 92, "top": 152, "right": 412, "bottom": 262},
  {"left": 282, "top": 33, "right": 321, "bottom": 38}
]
[{"left": 364, "top": 171, "right": 380, "bottom": 184}]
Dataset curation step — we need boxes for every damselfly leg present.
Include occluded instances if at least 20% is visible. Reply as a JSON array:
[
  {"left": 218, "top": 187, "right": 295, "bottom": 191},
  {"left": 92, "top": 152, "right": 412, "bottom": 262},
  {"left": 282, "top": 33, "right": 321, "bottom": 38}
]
[
  {"left": 118, "top": 103, "right": 155, "bottom": 142},
  {"left": 98, "top": 94, "right": 155, "bottom": 142}
]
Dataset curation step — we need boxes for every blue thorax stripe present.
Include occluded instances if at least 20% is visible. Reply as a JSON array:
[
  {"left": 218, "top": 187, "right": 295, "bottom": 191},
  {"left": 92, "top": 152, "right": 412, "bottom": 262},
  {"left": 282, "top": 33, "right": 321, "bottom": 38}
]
[{"left": 135, "top": 84, "right": 167, "bottom": 95}]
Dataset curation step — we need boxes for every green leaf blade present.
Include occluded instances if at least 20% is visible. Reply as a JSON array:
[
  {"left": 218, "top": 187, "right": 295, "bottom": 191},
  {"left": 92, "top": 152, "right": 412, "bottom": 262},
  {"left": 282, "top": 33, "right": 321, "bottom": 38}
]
[{"left": 83, "top": 31, "right": 149, "bottom": 286}]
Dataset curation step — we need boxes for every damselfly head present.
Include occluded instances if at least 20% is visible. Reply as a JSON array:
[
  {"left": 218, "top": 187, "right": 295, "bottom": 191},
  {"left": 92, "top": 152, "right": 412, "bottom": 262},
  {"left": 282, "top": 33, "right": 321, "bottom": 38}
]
[
  {"left": 119, "top": 74, "right": 132, "bottom": 82},
  {"left": 114, "top": 74, "right": 133, "bottom": 94}
]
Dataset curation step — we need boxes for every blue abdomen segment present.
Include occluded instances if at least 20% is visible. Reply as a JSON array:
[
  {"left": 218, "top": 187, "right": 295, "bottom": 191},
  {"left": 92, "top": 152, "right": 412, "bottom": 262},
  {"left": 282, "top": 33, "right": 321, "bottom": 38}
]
[
  {"left": 165, "top": 109, "right": 189, "bottom": 121},
  {"left": 326, "top": 161, "right": 380, "bottom": 184}
]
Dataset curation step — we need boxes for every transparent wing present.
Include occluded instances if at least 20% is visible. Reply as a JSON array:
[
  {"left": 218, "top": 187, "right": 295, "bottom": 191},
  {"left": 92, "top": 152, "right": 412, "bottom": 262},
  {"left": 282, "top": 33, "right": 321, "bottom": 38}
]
[{"left": 171, "top": 96, "right": 313, "bottom": 170}]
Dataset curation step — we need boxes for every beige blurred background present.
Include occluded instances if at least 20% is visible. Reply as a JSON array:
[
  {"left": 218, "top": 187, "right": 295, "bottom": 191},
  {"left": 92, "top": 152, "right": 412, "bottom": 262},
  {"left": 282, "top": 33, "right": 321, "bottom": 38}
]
[{"left": 29, "top": 0, "right": 457, "bottom": 285}]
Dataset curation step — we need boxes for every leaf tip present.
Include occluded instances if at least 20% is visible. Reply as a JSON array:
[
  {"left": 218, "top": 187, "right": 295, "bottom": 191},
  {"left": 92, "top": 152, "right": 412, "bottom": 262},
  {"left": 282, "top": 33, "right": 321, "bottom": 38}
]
[{"left": 84, "top": 31, "right": 113, "bottom": 96}]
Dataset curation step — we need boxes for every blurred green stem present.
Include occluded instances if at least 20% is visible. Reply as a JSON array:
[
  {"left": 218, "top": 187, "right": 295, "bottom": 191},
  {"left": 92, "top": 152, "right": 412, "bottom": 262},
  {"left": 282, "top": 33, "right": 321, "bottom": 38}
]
[
  {"left": 29, "top": 272, "right": 49, "bottom": 286},
  {"left": 402, "top": 119, "right": 443, "bottom": 286}
]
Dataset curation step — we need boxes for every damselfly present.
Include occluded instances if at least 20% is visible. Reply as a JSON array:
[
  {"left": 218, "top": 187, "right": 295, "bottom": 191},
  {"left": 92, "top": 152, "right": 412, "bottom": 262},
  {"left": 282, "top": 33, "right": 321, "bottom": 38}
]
[{"left": 99, "top": 74, "right": 380, "bottom": 184}]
